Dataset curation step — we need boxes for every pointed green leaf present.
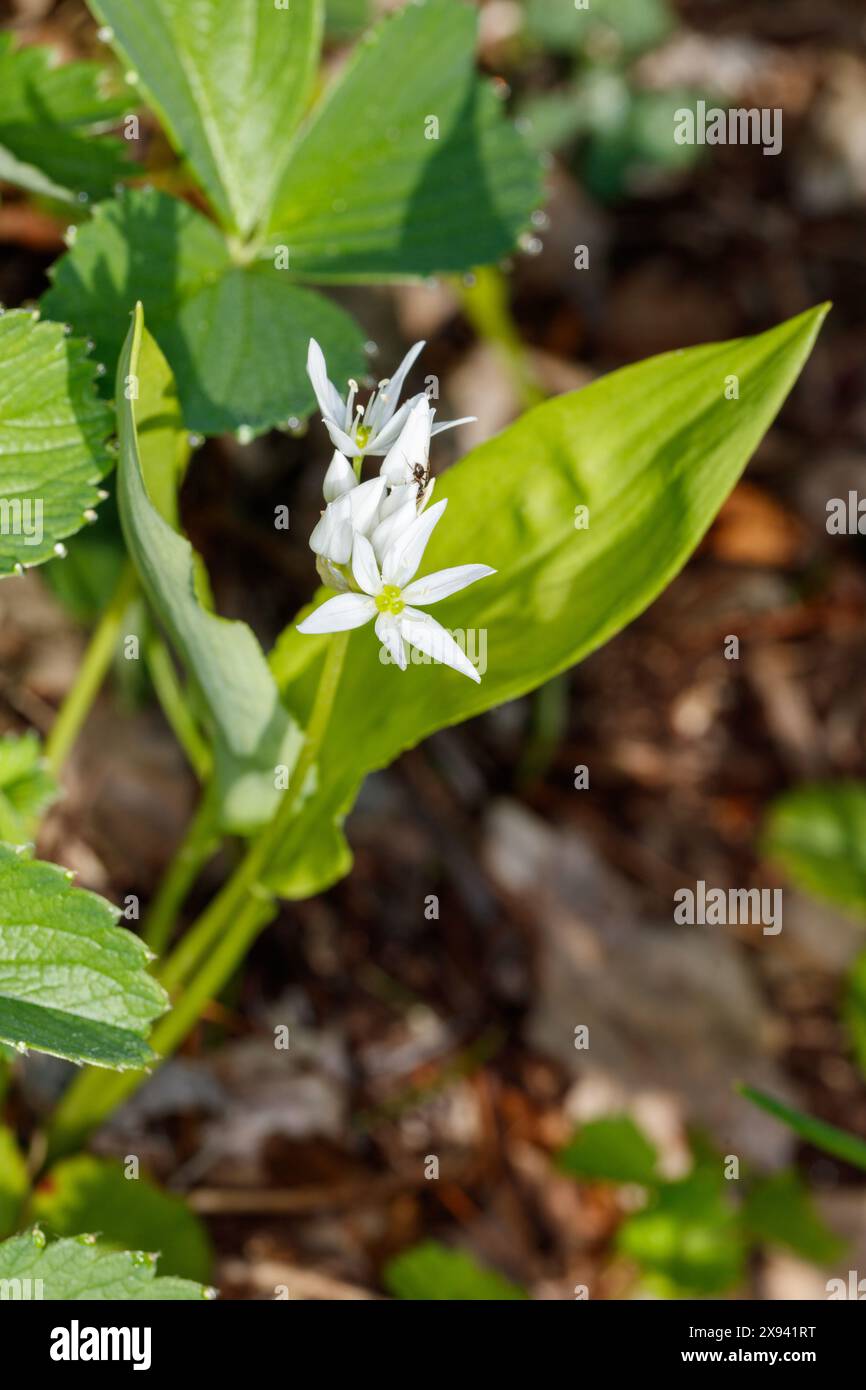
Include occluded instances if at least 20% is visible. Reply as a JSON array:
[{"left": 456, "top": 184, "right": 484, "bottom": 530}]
[
  {"left": 0, "top": 1228, "right": 210, "bottom": 1300},
  {"left": 32, "top": 1156, "right": 211, "bottom": 1282},
  {"left": 742, "top": 1170, "right": 843, "bottom": 1265},
  {"left": 42, "top": 188, "right": 365, "bottom": 435},
  {"left": 265, "top": 0, "right": 542, "bottom": 278},
  {"left": 0, "top": 733, "right": 58, "bottom": 844},
  {"left": 763, "top": 782, "right": 866, "bottom": 918},
  {"left": 0, "top": 311, "right": 113, "bottom": 578},
  {"left": 116, "top": 305, "right": 302, "bottom": 831},
  {"left": 557, "top": 1115, "right": 659, "bottom": 1186},
  {"left": 0, "top": 32, "right": 134, "bottom": 203},
  {"left": 739, "top": 1085, "right": 866, "bottom": 1173},
  {"left": 0, "top": 843, "right": 166, "bottom": 1069},
  {"left": 384, "top": 1240, "right": 527, "bottom": 1301},
  {"left": 269, "top": 306, "right": 828, "bottom": 895},
  {"left": 88, "top": 0, "right": 323, "bottom": 235}
]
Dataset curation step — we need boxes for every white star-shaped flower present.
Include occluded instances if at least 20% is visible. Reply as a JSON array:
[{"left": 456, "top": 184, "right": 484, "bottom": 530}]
[
  {"left": 307, "top": 338, "right": 472, "bottom": 461},
  {"left": 297, "top": 499, "right": 494, "bottom": 683}
]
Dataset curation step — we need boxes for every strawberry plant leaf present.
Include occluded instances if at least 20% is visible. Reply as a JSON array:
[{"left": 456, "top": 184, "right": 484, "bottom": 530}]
[
  {"left": 763, "top": 782, "right": 866, "bottom": 918},
  {"left": 0, "top": 844, "right": 167, "bottom": 1070},
  {"left": 0, "top": 1228, "right": 210, "bottom": 1299},
  {"left": 42, "top": 187, "right": 365, "bottom": 435},
  {"left": 0, "top": 311, "right": 113, "bottom": 578},
  {"left": 0, "top": 732, "right": 58, "bottom": 843},
  {"left": 384, "top": 1240, "right": 527, "bottom": 1301},
  {"left": 116, "top": 305, "right": 303, "bottom": 832},
  {"left": 31, "top": 1156, "right": 211, "bottom": 1283},
  {"left": 87, "top": 0, "right": 323, "bottom": 236},
  {"left": 265, "top": 0, "right": 542, "bottom": 278},
  {"left": 0, "top": 32, "right": 134, "bottom": 203},
  {"left": 269, "top": 305, "right": 828, "bottom": 896}
]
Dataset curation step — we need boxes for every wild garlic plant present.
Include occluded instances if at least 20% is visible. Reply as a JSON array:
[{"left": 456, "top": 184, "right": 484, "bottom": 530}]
[{"left": 0, "top": 0, "right": 830, "bottom": 1302}]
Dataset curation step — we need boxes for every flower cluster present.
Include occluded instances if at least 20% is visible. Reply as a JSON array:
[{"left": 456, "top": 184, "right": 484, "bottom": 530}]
[{"left": 298, "top": 340, "right": 495, "bottom": 683}]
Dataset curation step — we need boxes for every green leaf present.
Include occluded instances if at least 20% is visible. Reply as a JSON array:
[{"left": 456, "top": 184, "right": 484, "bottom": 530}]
[
  {"left": 763, "top": 782, "right": 866, "bottom": 918},
  {"left": 383, "top": 1240, "right": 527, "bottom": 1301},
  {"left": 742, "top": 1170, "right": 843, "bottom": 1266},
  {"left": 0, "top": 1228, "right": 210, "bottom": 1299},
  {"left": 269, "top": 305, "right": 828, "bottom": 896},
  {"left": 0, "top": 310, "right": 113, "bottom": 578},
  {"left": 524, "top": 0, "right": 674, "bottom": 57},
  {"left": 42, "top": 187, "right": 365, "bottom": 435},
  {"left": 739, "top": 1085, "right": 866, "bottom": 1173},
  {"left": 87, "top": 0, "right": 323, "bottom": 236},
  {"left": 0, "top": 843, "right": 166, "bottom": 1070},
  {"left": 618, "top": 1168, "right": 745, "bottom": 1296},
  {"left": 0, "top": 732, "right": 58, "bottom": 843},
  {"left": 845, "top": 950, "right": 866, "bottom": 1080},
  {"left": 0, "top": 33, "right": 133, "bottom": 203},
  {"left": 325, "top": 0, "right": 370, "bottom": 41},
  {"left": 557, "top": 1115, "right": 659, "bottom": 1185},
  {"left": 0, "top": 1127, "right": 28, "bottom": 1239},
  {"left": 265, "top": 0, "right": 542, "bottom": 278},
  {"left": 116, "top": 305, "right": 303, "bottom": 831},
  {"left": 31, "top": 1156, "right": 211, "bottom": 1282}
]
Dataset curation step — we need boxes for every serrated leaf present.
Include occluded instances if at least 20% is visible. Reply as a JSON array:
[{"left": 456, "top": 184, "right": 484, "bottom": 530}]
[
  {"left": 42, "top": 187, "right": 365, "bottom": 435},
  {"left": 739, "top": 1085, "right": 866, "bottom": 1173},
  {"left": 32, "top": 1156, "right": 211, "bottom": 1282},
  {"left": 742, "top": 1170, "right": 843, "bottom": 1266},
  {"left": 0, "top": 32, "right": 134, "bottom": 203},
  {"left": 0, "top": 1127, "right": 28, "bottom": 1239},
  {"left": 88, "top": 0, "right": 322, "bottom": 235},
  {"left": 0, "top": 311, "right": 113, "bottom": 578},
  {"left": 0, "top": 732, "right": 58, "bottom": 843},
  {"left": 618, "top": 1168, "right": 745, "bottom": 1296},
  {"left": 384, "top": 1240, "right": 527, "bottom": 1301},
  {"left": 0, "top": 1228, "right": 209, "bottom": 1300},
  {"left": 763, "top": 782, "right": 866, "bottom": 918},
  {"left": 557, "top": 1115, "right": 659, "bottom": 1185},
  {"left": 269, "top": 305, "right": 828, "bottom": 896},
  {"left": 265, "top": 0, "right": 542, "bottom": 278},
  {"left": 116, "top": 305, "right": 302, "bottom": 831},
  {"left": 0, "top": 844, "right": 166, "bottom": 1069}
]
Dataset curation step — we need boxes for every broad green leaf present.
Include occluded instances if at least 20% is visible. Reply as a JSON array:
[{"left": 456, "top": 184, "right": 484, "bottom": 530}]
[
  {"left": 0, "top": 311, "right": 113, "bottom": 578},
  {"left": 32, "top": 1156, "right": 211, "bottom": 1282},
  {"left": 557, "top": 1115, "right": 659, "bottom": 1185},
  {"left": 0, "top": 732, "right": 58, "bottom": 843},
  {"left": 0, "top": 33, "right": 133, "bottom": 203},
  {"left": 0, "top": 1127, "right": 27, "bottom": 1239},
  {"left": 742, "top": 1170, "right": 843, "bottom": 1266},
  {"left": 326, "top": 0, "right": 370, "bottom": 40},
  {"left": 116, "top": 305, "right": 303, "bottom": 831},
  {"left": 0, "top": 843, "right": 166, "bottom": 1070},
  {"left": 739, "top": 1085, "right": 866, "bottom": 1173},
  {"left": 384, "top": 1240, "right": 527, "bottom": 1301},
  {"left": 42, "top": 187, "right": 365, "bottom": 435},
  {"left": 763, "top": 782, "right": 866, "bottom": 918},
  {"left": 0, "top": 1228, "right": 210, "bottom": 1300},
  {"left": 618, "top": 1169, "right": 745, "bottom": 1296},
  {"left": 265, "top": 0, "right": 542, "bottom": 278},
  {"left": 269, "top": 305, "right": 828, "bottom": 896},
  {"left": 88, "top": 0, "right": 323, "bottom": 236}
]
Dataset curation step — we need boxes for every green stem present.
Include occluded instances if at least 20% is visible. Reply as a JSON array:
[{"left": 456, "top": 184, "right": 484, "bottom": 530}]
[
  {"left": 44, "top": 561, "right": 138, "bottom": 776},
  {"left": 455, "top": 265, "right": 545, "bottom": 411},
  {"left": 46, "top": 632, "right": 350, "bottom": 1159},
  {"left": 141, "top": 783, "right": 221, "bottom": 955},
  {"left": 144, "top": 633, "right": 211, "bottom": 781}
]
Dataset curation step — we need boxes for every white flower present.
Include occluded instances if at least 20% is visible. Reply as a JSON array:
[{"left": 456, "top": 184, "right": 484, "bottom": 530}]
[
  {"left": 297, "top": 500, "right": 495, "bottom": 683},
  {"left": 307, "top": 338, "right": 472, "bottom": 461}
]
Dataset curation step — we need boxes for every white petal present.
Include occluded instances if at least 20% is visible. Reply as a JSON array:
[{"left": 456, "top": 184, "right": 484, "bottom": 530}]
[
  {"left": 323, "top": 418, "right": 361, "bottom": 457},
  {"left": 402, "top": 564, "right": 496, "bottom": 606},
  {"left": 379, "top": 396, "right": 432, "bottom": 485},
  {"left": 382, "top": 497, "right": 447, "bottom": 588},
  {"left": 370, "top": 494, "right": 419, "bottom": 565},
  {"left": 323, "top": 450, "right": 357, "bottom": 503},
  {"left": 297, "top": 593, "right": 375, "bottom": 634},
  {"left": 348, "top": 475, "right": 387, "bottom": 536},
  {"left": 352, "top": 533, "right": 382, "bottom": 597},
  {"left": 375, "top": 612, "right": 407, "bottom": 669},
  {"left": 309, "top": 495, "right": 353, "bottom": 565},
  {"left": 367, "top": 396, "right": 418, "bottom": 454},
  {"left": 373, "top": 341, "right": 425, "bottom": 428},
  {"left": 398, "top": 611, "right": 480, "bottom": 683},
  {"left": 431, "top": 416, "right": 476, "bottom": 436},
  {"left": 307, "top": 339, "right": 345, "bottom": 424}
]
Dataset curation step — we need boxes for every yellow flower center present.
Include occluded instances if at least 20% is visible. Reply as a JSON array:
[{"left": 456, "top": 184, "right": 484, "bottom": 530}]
[
  {"left": 375, "top": 584, "right": 404, "bottom": 615},
  {"left": 355, "top": 423, "right": 372, "bottom": 448}
]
